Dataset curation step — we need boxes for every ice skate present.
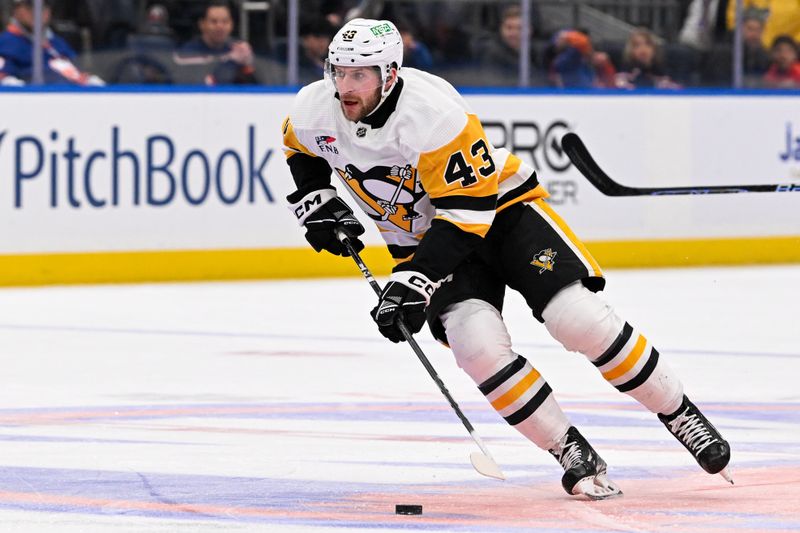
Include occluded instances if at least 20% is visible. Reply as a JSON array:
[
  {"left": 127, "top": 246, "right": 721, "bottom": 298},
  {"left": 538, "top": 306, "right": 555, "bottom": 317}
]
[
  {"left": 549, "top": 426, "right": 623, "bottom": 500},
  {"left": 658, "top": 395, "right": 733, "bottom": 484}
]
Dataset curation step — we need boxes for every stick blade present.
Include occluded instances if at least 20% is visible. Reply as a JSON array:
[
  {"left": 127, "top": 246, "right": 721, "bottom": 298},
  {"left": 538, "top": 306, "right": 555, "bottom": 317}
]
[{"left": 470, "top": 452, "right": 505, "bottom": 480}]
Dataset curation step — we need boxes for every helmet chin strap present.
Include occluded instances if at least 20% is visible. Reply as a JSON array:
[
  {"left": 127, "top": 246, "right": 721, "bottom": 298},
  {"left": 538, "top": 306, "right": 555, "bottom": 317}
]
[
  {"left": 364, "top": 69, "right": 398, "bottom": 119},
  {"left": 379, "top": 65, "right": 396, "bottom": 98}
]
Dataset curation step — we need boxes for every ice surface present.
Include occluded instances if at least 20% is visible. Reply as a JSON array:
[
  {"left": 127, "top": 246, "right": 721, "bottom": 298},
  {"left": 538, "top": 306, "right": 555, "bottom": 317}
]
[{"left": 0, "top": 265, "right": 798, "bottom": 532}]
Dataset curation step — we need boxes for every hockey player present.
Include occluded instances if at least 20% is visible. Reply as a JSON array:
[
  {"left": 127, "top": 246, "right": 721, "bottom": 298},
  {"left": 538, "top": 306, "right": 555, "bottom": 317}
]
[{"left": 281, "top": 18, "right": 732, "bottom": 499}]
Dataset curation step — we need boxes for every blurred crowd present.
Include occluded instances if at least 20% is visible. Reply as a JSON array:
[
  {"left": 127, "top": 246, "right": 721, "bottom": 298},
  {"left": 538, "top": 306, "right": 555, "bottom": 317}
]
[{"left": 1, "top": 0, "right": 799, "bottom": 89}]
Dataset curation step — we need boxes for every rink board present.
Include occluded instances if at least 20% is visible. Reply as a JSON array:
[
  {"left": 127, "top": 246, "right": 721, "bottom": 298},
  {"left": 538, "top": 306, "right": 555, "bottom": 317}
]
[
  {"left": 0, "top": 88, "right": 798, "bottom": 284},
  {"left": 0, "top": 236, "right": 798, "bottom": 286}
]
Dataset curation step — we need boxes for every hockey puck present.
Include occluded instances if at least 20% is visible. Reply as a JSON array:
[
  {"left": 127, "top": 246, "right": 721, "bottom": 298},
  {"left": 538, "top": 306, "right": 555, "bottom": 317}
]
[{"left": 395, "top": 504, "right": 422, "bottom": 515}]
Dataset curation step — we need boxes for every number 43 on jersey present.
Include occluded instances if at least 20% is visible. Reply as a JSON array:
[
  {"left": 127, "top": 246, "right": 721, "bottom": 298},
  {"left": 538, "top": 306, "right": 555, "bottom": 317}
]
[{"left": 444, "top": 139, "right": 496, "bottom": 187}]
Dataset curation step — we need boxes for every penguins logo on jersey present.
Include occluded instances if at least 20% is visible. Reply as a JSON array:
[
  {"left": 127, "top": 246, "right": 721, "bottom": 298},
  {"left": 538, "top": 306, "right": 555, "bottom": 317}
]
[
  {"left": 531, "top": 248, "right": 557, "bottom": 273},
  {"left": 336, "top": 163, "right": 425, "bottom": 231}
]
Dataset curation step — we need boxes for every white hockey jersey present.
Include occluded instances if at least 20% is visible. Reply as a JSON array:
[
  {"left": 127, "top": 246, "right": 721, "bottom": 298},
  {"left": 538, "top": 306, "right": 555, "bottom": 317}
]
[{"left": 282, "top": 67, "right": 547, "bottom": 268}]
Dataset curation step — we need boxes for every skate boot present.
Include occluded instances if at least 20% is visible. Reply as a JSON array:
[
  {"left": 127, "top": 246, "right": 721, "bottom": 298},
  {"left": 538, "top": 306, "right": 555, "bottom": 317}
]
[
  {"left": 548, "top": 426, "right": 622, "bottom": 500},
  {"left": 658, "top": 395, "right": 733, "bottom": 484}
]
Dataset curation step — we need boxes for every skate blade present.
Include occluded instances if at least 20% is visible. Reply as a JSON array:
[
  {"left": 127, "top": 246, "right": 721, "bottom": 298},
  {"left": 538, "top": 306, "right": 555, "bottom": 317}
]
[
  {"left": 719, "top": 467, "right": 734, "bottom": 485},
  {"left": 572, "top": 474, "right": 623, "bottom": 500}
]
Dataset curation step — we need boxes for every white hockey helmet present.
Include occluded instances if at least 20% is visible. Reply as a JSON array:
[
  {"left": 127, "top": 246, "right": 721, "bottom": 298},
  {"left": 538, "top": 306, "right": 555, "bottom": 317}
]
[{"left": 325, "top": 18, "right": 403, "bottom": 97}]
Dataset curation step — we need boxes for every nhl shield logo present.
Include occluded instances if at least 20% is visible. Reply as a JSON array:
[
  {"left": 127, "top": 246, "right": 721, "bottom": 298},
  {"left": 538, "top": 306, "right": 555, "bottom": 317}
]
[
  {"left": 531, "top": 248, "right": 557, "bottom": 273},
  {"left": 356, "top": 127, "right": 367, "bottom": 138}
]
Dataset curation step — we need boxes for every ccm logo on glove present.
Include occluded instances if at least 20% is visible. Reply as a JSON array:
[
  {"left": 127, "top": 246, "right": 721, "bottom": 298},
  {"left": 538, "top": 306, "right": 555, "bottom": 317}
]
[
  {"left": 407, "top": 275, "right": 436, "bottom": 298},
  {"left": 287, "top": 187, "right": 365, "bottom": 256},
  {"left": 289, "top": 188, "right": 338, "bottom": 224},
  {"left": 370, "top": 271, "right": 440, "bottom": 343}
]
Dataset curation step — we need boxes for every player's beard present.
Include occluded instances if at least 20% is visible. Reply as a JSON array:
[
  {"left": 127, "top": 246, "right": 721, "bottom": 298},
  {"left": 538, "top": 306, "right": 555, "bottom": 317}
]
[{"left": 339, "top": 86, "right": 382, "bottom": 122}]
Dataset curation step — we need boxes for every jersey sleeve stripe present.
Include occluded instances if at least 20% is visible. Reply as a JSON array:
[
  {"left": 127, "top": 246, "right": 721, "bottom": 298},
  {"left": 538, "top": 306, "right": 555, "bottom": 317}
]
[
  {"left": 498, "top": 167, "right": 536, "bottom": 197},
  {"left": 497, "top": 150, "right": 523, "bottom": 182},
  {"left": 498, "top": 172, "right": 549, "bottom": 212},
  {"left": 431, "top": 194, "right": 497, "bottom": 211},
  {"left": 490, "top": 148, "right": 510, "bottom": 176},
  {"left": 436, "top": 207, "right": 495, "bottom": 226},
  {"left": 433, "top": 216, "right": 492, "bottom": 237},
  {"left": 498, "top": 185, "right": 548, "bottom": 212}
]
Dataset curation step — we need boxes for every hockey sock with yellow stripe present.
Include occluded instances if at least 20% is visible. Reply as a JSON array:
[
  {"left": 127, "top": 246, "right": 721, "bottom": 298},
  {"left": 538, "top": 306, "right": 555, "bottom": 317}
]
[
  {"left": 542, "top": 281, "right": 684, "bottom": 416},
  {"left": 592, "top": 322, "right": 683, "bottom": 415},
  {"left": 478, "top": 354, "right": 570, "bottom": 451}
]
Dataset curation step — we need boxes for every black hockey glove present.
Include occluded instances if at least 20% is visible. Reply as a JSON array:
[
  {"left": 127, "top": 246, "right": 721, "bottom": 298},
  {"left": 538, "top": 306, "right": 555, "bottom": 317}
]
[
  {"left": 287, "top": 187, "right": 365, "bottom": 257},
  {"left": 371, "top": 270, "right": 439, "bottom": 343}
]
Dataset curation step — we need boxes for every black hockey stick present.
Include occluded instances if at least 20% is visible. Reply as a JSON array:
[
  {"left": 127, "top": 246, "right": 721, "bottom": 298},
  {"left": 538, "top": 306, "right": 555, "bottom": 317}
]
[
  {"left": 562, "top": 132, "right": 800, "bottom": 196},
  {"left": 335, "top": 230, "right": 505, "bottom": 481}
]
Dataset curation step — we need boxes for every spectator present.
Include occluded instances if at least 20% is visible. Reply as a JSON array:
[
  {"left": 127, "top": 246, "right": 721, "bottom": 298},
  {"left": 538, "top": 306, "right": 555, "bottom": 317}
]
[
  {"left": 615, "top": 28, "right": 682, "bottom": 89},
  {"left": 763, "top": 34, "right": 800, "bottom": 88},
  {"left": 139, "top": 4, "right": 175, "bottom": 40},
  {"left": 0, "top": 0, "right": 104, "bottom": 86},
  {"left": 298, "top": 16, "right": 335, "bottom": 85},
  {"left": 727, "top": 0, "right": 800, "bottom": 50},
  {"left": 397, "top": 22, "right": 433, "bottom": 70},
  {"left": 478, "top": 6, "right": 523, "bottom": 75},
  {"left": 741, "top": 9, "right": 772, "bottom": 84},
  {"left": 549, "top": 29, "right": 616, "bottom": 88},
  {"left": 125, "top": 4, "right": 176, "bottom": 53},
  {"left": 700, "top": 7, "right": 771, "bottom": 87},
  {"left": 477, "top": 5, "right": 545, "bottom": 85},
  {"left": 174, "top": 0, "right": 257, "bottom": 85}
]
